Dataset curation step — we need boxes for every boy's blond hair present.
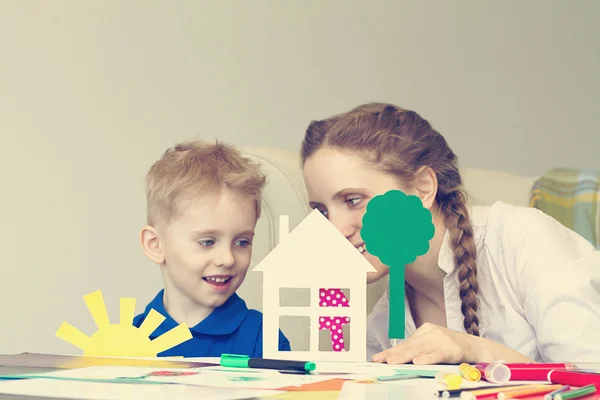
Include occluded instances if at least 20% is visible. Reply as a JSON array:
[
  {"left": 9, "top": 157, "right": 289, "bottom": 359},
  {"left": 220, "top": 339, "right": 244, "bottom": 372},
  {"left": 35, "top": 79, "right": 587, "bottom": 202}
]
[{"left": 145, "top": 140, "right": 267, "bottom": 227}]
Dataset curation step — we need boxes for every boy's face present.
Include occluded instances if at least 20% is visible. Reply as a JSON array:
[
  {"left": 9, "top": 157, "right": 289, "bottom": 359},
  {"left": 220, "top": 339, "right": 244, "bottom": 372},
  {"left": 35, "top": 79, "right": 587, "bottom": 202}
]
[{"left": 157, "top": 187, "right": 257, "bottom": 317}]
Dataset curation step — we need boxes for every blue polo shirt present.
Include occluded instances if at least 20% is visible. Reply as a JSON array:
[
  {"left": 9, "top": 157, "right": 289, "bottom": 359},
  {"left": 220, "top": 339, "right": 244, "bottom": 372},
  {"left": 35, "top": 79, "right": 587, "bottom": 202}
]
[{"left": 133, "top": 290, "right": 291, "bottom": 358}]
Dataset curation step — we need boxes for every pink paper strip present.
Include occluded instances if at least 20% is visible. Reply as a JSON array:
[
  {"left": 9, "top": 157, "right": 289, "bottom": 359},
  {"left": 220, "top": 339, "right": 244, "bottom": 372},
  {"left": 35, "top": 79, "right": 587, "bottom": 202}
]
[{"left": 318, "top": 288, "right": 350, "bottom": 352}]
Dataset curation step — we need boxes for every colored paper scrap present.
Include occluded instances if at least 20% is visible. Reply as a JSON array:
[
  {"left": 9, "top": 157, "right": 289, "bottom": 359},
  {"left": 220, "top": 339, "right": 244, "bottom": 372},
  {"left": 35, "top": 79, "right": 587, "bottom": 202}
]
[
  {"left": 0, "top": 378, "right": 282, "bottom": 400},
  {"left": 319, "top": 288, "right": 350, "bottom": 352},
  {"left": 0, "top": 366, "right": 334, "bottom": 391}
]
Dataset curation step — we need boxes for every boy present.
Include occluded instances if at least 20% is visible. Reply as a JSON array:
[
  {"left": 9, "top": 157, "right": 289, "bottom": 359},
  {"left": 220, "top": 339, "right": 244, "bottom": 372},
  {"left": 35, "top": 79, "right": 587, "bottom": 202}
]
[{"left": 134, "top": 140, "right": 291, "bottom": 357}]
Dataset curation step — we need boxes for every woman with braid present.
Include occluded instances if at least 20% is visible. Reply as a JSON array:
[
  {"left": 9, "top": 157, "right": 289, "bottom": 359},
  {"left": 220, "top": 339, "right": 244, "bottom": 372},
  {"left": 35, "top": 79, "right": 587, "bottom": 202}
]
[{"left": 300, "top": 103, "right": 600, "bottom": 364}]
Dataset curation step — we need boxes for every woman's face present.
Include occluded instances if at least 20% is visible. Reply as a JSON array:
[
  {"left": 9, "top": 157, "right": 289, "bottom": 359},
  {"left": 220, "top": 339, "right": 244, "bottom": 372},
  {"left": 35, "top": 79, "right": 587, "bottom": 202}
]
[{"left": 303, "top": 147, "right": 412, "bottom": 284}]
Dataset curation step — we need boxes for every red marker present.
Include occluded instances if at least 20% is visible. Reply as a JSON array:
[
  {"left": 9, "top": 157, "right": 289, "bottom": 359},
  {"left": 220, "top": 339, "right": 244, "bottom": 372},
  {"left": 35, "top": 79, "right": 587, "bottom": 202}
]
[
  {"left": 548, "top": 370, "right": 600, "bottom": 389},
  {"left": 502, "top": 363, "right": 570, "bottom": 381}
]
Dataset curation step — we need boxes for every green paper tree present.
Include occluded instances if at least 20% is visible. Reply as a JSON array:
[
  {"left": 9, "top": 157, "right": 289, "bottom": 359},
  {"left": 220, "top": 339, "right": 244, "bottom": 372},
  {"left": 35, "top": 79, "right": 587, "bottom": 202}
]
[{"left": 361, "top": 190, "right": 435, "bottom": 340}]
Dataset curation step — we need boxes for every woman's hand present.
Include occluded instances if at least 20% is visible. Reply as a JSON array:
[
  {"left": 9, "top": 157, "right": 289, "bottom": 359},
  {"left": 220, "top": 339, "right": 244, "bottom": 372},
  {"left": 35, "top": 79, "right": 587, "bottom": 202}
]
[{"left": 371, "top": 322, "right": 534, "bottom": 364}]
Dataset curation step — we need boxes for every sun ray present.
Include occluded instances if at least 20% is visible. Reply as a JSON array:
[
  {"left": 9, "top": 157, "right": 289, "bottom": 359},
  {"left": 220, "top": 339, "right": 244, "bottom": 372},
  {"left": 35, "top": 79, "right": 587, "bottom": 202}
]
[
  {"left": 57, "top": 290, "right": 192, "bottom": 357},
  {"left": 151, "top": 323, "right": 193, "bottom": 354},
  {"left": 84, "top": 290, "right": 110, "bottom": 330},
  {"left": 55, "top": 322, "right": 91, "bottom": 350},
  {"left": 119, "top": 298, "right": 136, "bottom": 325},
  {"left": 138, "top": 309, "right": 166, "bottom": 337}
]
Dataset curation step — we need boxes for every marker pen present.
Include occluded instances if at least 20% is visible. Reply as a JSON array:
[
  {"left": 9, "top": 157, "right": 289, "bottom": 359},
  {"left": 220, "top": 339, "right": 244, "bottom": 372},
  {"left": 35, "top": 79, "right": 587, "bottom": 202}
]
[
  {"left": 497, "top": 384, "right": 562, "bottom": 400},
  {"left": 502, "top": 363, "right": 569, "bottom": 381},
  {"left": 219, "top": 354, "right": 316, "bottom": 373},
  {"left": 547, "top": 369, "right": 600, "bottom": 389},
  {"left": 554, "top": 384, "right": 597, "bottom": 400},
  {"left": 435, "top": 372, "right": 463, "bottom": 390},
  {"left": 475, "top": 362, "right": 511, "bottom": 384},
  {"left": 544, "top": 385, "right": 570, "bottom": 400},
  {"left": 459, "top": 363, "right": 482, "bottom": 382},
  {"left": 458, "top": 385, "right": 546, "bottom": 400}
]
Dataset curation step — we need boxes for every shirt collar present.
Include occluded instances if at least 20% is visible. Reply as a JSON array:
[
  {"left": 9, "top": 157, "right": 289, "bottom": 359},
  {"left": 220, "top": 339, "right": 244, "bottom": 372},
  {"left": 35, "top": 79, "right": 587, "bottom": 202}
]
[
  {"left": 438, "top": 229, "right": 454, "bottom": 274},
  {"left": 143, "top": 290, "right": 250, "bottom": 337}
]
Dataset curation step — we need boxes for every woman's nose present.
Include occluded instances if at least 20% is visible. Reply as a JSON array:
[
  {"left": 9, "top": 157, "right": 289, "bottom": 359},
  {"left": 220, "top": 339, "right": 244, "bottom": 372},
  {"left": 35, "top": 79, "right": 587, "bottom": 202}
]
[{"left": 328, "top": 211, "right": 358, "bottom": 240}]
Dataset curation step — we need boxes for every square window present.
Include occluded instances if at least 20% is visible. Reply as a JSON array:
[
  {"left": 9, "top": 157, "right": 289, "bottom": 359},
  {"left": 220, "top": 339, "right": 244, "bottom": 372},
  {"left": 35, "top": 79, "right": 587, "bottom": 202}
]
[
  {"left": 279, "top": 288, "right": 311, "bottom": 307},
  {"left": 279, "top": 315, "right": 310, "bottom": 351}
]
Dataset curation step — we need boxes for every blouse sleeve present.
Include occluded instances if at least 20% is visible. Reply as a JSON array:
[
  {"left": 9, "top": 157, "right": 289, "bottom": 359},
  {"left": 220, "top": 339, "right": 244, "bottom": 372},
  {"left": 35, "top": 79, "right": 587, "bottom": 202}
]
[
  {"left": 504, "top": 208, "right": 600, "bottom": 362},
  {"left": 366, "top": 291, "right": 390, "bottom": 361}
]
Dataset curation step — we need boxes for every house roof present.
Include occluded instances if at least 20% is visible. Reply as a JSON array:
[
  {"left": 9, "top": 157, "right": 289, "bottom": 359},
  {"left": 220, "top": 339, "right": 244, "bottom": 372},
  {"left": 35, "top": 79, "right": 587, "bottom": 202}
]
[{"left": 253, "top": 209, "right": 376, "bottom": 275}]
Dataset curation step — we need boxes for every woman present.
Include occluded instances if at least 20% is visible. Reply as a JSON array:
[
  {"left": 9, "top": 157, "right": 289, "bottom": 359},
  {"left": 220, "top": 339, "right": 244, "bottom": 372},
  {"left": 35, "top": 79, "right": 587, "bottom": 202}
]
[{"left": 300, "top": 103, "right": 600, "bottom": 364}]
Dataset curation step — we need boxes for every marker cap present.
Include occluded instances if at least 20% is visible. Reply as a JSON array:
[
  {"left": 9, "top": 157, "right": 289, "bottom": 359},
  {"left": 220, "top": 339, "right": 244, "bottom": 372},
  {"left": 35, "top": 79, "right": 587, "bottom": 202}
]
[
  {"left": 484, "top": 362, "right": 511, "bottom": 384},
  {"left": 475, "top": 362, "right": 511, "bottom": 384},
  {"left": 304, "top": 362, "right": 316, "bottom": 371},
  {"left": 459, "top": 363, "right": 481, "bottom": 381},
  {"left": 435, "top": 372, "right": 463, "bottom": 390},
  {"left": 220, "top": 354, "right": 250, "bottom": 368}
]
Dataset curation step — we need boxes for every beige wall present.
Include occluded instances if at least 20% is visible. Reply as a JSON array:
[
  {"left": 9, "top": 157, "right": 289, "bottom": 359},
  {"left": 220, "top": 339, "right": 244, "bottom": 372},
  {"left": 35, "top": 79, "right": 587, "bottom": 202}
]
[{"left": 0, "top": 0, "right": 598, "bottom": 355}]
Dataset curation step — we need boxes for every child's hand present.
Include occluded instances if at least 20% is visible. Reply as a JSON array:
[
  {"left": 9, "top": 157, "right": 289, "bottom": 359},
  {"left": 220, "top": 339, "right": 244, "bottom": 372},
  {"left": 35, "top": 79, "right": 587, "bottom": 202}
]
[{"left": 371, "top": 322, "right": 478, "bottom": 364}]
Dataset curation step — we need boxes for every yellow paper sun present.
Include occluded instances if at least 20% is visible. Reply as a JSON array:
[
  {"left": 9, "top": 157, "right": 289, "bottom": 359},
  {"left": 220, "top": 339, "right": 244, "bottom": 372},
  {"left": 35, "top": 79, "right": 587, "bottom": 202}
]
[{"left": 56, "top": 290, "right": 192, "bottom": 357}]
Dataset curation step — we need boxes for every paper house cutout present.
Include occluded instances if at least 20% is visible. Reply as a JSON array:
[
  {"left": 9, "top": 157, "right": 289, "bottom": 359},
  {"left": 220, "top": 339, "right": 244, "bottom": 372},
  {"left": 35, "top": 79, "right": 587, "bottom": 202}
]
[
  {"left": 56, "top": 290, "right": 192, "bottom": 357},
  {"left": 254, "top": 209, "right": 376, "bottom": 361}
]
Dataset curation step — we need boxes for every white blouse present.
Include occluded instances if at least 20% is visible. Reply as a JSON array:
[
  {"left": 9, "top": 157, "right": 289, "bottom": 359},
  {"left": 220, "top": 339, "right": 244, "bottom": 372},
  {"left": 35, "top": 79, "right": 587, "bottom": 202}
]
[{"left": 366, "top": 201, "right": 600, "bottom": 363}]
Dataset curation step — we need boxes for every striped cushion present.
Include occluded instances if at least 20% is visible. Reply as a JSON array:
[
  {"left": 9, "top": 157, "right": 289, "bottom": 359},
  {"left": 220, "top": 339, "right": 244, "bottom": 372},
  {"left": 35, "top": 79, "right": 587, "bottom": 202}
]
[{"left": 530, "top": 168, "right": 600, "bottom": 249}]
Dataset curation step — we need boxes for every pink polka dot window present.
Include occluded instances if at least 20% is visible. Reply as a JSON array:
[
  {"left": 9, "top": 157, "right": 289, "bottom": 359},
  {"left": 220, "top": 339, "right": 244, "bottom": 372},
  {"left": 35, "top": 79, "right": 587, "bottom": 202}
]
[{"left": 319, "top": 288, "right": 350, "bottom": 352}]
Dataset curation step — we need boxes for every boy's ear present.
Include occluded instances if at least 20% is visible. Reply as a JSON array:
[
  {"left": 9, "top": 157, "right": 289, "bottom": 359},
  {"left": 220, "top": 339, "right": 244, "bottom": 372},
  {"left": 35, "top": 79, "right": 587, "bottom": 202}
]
[
  {"left": 413, "top": 166, "right": 438, "bottom": 209},
  {"left": 140, "top": 225, "right": 165, "bottom": 265}
]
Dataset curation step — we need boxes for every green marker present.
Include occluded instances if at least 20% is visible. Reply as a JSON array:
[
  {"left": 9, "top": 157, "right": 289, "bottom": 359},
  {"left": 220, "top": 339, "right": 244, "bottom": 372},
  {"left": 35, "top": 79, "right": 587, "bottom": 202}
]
[
  {"left": 220, "top": 354, "right": 316, "bottom": 373},
  {"left": 361, "top": 190, "right": 435, "bottom": 341},
  {"left": 554, "top": 384, "right": 597, "bottom": 400}
]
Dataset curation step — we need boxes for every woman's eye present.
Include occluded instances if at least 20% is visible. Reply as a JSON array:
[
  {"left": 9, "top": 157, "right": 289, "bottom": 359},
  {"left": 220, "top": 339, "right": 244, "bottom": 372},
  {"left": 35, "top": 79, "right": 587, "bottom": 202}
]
[
  {"left": 199, "top": 239, "right": 215, "bottom": 247},
  {"left": 235, "top": 239, "right": 251, "bottom": 248},
  {"left": 346, "top": 197, "right": 361, "bottom": 206},
  {"left": 316, "top": 207, "right": 328, "bottom": 217}
]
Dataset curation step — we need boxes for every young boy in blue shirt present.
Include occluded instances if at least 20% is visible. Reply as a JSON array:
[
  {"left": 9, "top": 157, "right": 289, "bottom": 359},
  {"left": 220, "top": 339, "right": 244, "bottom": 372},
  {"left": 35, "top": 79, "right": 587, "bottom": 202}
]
[{"left": 134, "top": 140, "right": 291, "bottom": 357}]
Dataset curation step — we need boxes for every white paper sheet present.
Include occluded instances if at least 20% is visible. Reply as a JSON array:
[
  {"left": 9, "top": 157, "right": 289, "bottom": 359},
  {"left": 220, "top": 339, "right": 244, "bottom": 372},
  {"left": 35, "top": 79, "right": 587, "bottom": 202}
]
[
  {"left": 338, "top": 381, "right": 442, "bottom": 400},
  {"left": 311, "top": 361, "right": 458, "bottom": 375},
  {"left": 309, "top": 362, "right": 543, "bottom": 390},
  {"left": 0, "top": 378, "right": 282, "bottom": 400},
  {"left": 15, "top": 365, "right": 332, "bottom": 390}
]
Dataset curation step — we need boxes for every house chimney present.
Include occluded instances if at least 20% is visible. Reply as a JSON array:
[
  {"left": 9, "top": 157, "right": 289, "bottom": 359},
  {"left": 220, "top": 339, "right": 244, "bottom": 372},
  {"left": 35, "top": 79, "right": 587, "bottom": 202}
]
[{"left": 279, "top": 215, "right": 289, "bottom": 244}]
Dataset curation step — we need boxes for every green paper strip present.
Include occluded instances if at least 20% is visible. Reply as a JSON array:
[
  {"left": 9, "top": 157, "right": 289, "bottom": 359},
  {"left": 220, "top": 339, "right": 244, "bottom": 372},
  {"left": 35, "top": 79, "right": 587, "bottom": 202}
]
[
  {"left": 377, "top": 369, "right": 439, "bottom": 381},
  {"left": 389, "top": 265, "right": 405, "bottom": 339},
  {"left": 391, "top": 369, "right": 439, "bottom": 377},
  {"left": 361, "top": 190, "right": 435, "bottom": 342},
  {"left": 0, "top": 374, "right": 163, "bottom": 385}
]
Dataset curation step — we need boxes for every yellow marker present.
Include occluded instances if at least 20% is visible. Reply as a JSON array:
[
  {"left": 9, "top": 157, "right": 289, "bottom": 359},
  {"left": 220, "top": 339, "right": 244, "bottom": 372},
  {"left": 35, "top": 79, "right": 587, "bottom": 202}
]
[
  {"left": 435, "top": 372, "right": 463, "bottom": 390},
  {"left": 459, "top": 363, "right": 481, "bottom": 382}
]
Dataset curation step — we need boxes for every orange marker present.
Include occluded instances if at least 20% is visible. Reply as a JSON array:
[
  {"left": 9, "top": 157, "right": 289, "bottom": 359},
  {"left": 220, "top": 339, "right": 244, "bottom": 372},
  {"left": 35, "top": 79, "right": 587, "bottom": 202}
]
[
  {"left": 497, "top": 384, "right": 562, "bottom": 399},
  {"left": 459, "top": 385, "right": 547, "bottom": 400}
]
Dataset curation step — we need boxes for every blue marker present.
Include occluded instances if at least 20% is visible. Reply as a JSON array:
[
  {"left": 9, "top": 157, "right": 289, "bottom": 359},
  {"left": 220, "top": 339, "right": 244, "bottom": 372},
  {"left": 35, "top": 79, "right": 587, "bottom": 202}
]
[{"left": 544, "top": 385, "right": 570, "bottom": 400}]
